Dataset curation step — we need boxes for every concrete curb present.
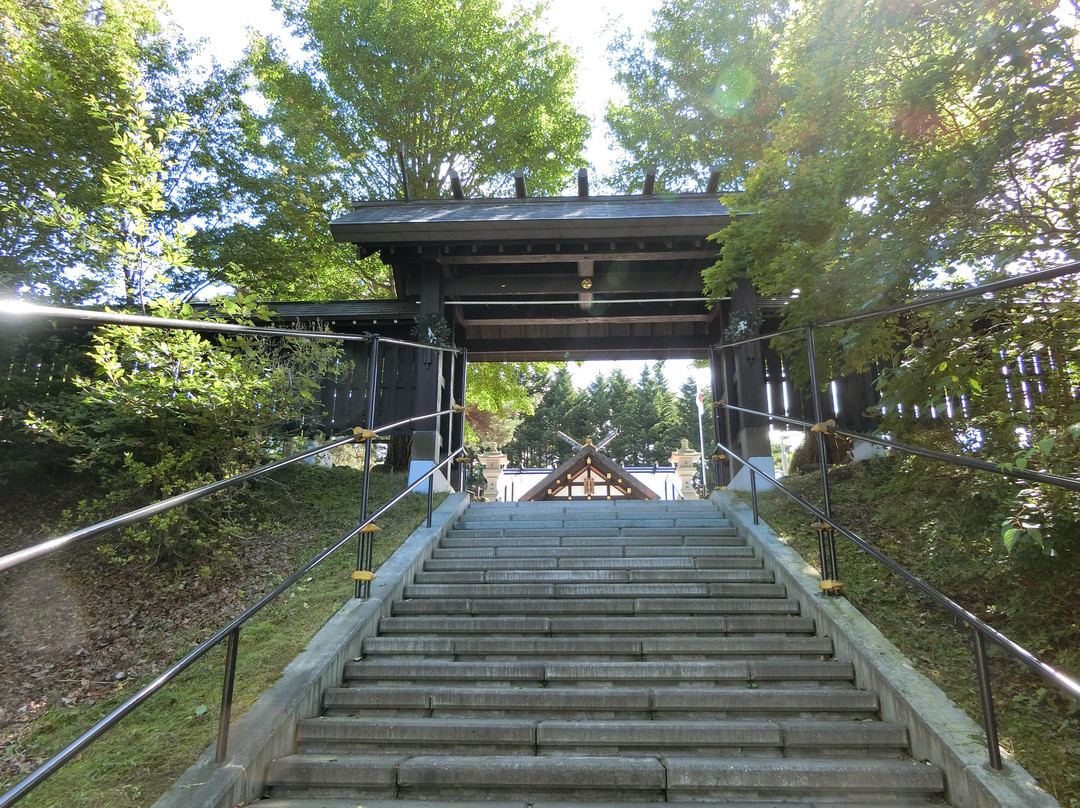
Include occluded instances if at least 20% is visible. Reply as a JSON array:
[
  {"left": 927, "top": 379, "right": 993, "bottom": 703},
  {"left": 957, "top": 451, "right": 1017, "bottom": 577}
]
[
  {"left": 715, "top": 491, "right": 1059, "bottom": 808},
  {"left": 152, "top": 493, "right": 471, "bottom": 808}
]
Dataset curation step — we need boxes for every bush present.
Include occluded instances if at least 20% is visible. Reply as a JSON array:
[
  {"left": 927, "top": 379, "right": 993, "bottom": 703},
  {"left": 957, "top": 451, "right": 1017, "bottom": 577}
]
[{"left": 25, "top": 295, "right": 343, "bottom": 564}]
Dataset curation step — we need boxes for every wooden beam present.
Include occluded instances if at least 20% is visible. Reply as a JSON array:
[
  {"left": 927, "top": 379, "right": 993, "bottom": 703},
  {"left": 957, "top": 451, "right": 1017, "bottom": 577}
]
[
  {"left": 578, "top": 259, "right": 594, "bottom": 310},
  {"left": 442, "top": 272, "right": 705, "bottom": 297},
  {"left": 706, "top": 165, "right": 722, "bottom": 194},
  {"left": 460, "top": 313, "right": 712, "bottom": 326},
  {"left": 449, "top": 169, "right": 464, "bottom": 200},
  {"left": 439, "top": 249, "right": 718, "bottom": 265},
  {"left": 464, "top": 334, "right": 712, "bottom": 358}
]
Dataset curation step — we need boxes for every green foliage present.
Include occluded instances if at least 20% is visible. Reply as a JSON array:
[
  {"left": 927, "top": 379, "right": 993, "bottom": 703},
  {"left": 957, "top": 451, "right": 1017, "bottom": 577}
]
[
  {"left": 267, "top": 0, "right": 589, "bottom": 198},
  {"left": 23, "top": 295, "right": 343, "bottom": 563},
  {"left": 464, "top": 362, "right": 555, "bottom": 450},
  {"left": 611, "top": 0, "right": 1079, "bottom": 554},
  {"left": 503, "top": 363, "right": 714, "bottom": 475},
  {"left": 606, "top": 0, "right": 791, "bottom": 193},
  {"left": 875, "top": 282, "right": 1080, "bottom": 558},
  {"left": 611, "top": 0, "right": 1079, "bottom": 374},
  {"left": 0, "top": 0, "right": 205, "bottom": 304},
  {"left": 0, "top": 327, "right": 90, "bottom": 481},
  {"left": 409, "top": 313, "right": 452, "bottom": 347},
  {"left": 504, "top": 366, "right": 581, "bottom": 468},
  {"left": 709, "top": 0, "right": 1078, "bottom": 326},
  {"left": 184, "top": 0, "right": 590, "bottom": 300}
]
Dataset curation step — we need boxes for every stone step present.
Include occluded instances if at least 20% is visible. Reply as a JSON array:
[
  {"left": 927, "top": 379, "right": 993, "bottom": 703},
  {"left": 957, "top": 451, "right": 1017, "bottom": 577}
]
[
  {"left": 322, "top": 685, "right": 880, "bottom": 720},
  {"left": 390, "top": 596, "right": 801, "bottom": 617},
  {"left": 257, "top": 801, "right": 942, "bottom": 808},
  {"left": 454, "top": 512, "right": 728, "bottom": 522},
  {"left": 360, "top": 635, "right": 834, "bottom": 660},
  {"left": 447, "top": 524, "right": 739, "bottom": 536},
  {"left": 412, "top": 568, "right": 775, "bottom": 584},
  {"left": 265, "top": 754, "right": 944, "bottom": 802},
  {"left": 445, "top": 527, "right": 740, "bottom": 539},
  {"left": 376, "top": 614, "right": 817, "bottom": 636},
  {"left": 463, "top": 513, "right": 717, "bottom": 521},
  {"left": 293, "top": 716, "right": 910, "bottom": 757},
  {"left": 440, "top": 534, "right": 741, "bottom": 548},
  {"left": 255, "top": 501, "right": 949, "bottom": 808},
  {"left": 423, "top": 554, "right": 763, "bottom": 571},
  {"left": 341, "top": 659, "right": 855, "bottom": 687},
  {"left": 402, "top": 582, "right": 787, "bottom": 599},
  {"left": 429, "top": 545, "right": 751, "bottom": 559},
  {"left": 454, "top": 509, "right": 724, "bottom": 520}
]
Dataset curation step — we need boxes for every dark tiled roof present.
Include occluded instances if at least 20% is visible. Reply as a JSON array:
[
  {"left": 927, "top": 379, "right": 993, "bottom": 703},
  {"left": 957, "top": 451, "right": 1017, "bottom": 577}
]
[{"left": 331, "top": 194, "right": 733, "bottom": 245}]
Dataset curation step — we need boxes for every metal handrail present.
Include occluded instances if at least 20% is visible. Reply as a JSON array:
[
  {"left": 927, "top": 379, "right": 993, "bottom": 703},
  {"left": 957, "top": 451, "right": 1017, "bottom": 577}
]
[
  {"left": 0, "top": 434, "right": 359, "bottom": 572},
  {"left": 0, "top": 446, "right": 464, "bottom": 808},
  {"left": 0, "top": 301, "right": 464, "bottom": 354},
  {"left": 716, "top": 437, "right": 1080, "bottom": 768},
  {"left": 717, "top": 402, "right": 1080, "bottom": 494},
  {"left": 1, "top": 303, "right": 469, "bottom": 806},
  {"left": 717, "top": 258, "right": 1080, "bottom": 350},
  {"left": 0, "top": 301, "right": 374, "bottom": 342},
  {"left": 710, "top": 258, "right": 1080, "bottom": 770},
  {"left": 0, "top": 402, "right": 462, "bottom": 575}
]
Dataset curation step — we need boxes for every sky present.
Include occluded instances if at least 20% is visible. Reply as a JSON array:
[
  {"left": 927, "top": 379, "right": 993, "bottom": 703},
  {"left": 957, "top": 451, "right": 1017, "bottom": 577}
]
[{"left": 164, "top": 0, "right": 705, "bottom": 391}]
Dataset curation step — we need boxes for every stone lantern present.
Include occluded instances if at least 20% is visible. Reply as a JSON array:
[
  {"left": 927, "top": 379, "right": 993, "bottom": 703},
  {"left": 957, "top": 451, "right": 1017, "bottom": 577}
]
[
  {"left": 479, "top": 447, "right": 508, "bottom": 502},
  {"left": 670, "top": 438, "right": 701, "bottom": 500}
]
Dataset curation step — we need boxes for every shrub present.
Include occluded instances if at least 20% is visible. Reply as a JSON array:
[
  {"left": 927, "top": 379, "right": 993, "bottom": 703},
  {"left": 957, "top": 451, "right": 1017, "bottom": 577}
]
[{"left": 25, "top": 295, "right": 343, "bottom": 564}]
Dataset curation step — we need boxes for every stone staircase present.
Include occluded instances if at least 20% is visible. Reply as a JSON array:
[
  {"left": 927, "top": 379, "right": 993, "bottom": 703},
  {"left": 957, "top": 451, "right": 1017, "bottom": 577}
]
[{"left": 257, "top": 500, "right": 948, "bottom": 806}]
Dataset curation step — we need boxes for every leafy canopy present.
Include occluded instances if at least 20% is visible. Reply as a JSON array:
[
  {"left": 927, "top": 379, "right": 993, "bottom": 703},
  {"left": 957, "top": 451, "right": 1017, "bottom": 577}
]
[
  {"left": 267, "top": 0, "right": 590, "bottom": 198},
  {"left": 608, "top": 0, "right": 1079, "bottom": 555},
  {"left": 186, "top": 0, "right": 591, "bottom": 301},
  {"left": 609, "top": 0, "right": 1078, "bottom": 363},
  {"left": 0, "top": 0, "right": 202, "bottom": 305}
]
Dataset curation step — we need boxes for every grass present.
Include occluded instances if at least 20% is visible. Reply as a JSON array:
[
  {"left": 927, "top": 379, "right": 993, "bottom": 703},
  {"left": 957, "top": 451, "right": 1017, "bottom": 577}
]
[
  {"left": 741, "top": 455, "right": 1080, "bottom": 807},
  {"left": 1, "top": 464, "right": 446, "bottom": 808}
]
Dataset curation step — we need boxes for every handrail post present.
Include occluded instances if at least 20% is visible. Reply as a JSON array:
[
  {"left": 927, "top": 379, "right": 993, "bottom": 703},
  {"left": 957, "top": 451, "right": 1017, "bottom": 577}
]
[
  {"left": 456, "top": 348, "right": 468, "bottom": 491},
  {"left": 356, "top": 336, "right": 380, "bottom": 599},
  {"left": 972, "top": 627, "right": 1004, "bottom": 770},
  {"left": 215, "top": 628, "right": 241, "bottom": 763},
  {"left": 749, "top": 468, "right": 760, "bottom": 524},
  {"left": 805, "top": 323, "right": 841, "bottom": 591},
  {"left": 427, "top": 473, "right": 434, "bottom": 528}
]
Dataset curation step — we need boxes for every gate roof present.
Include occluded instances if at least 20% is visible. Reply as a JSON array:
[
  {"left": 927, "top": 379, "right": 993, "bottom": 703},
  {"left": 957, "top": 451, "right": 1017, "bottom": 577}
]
[{"left": 330, "top": 191, "right": 733, "bottom": 362}]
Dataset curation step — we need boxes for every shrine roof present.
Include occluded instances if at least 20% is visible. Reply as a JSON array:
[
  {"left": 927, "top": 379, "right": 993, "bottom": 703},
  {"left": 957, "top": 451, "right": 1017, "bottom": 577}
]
[
  {"left": 519, "top": 444, "right": 659, "bottom": 502},
  {"left": 331, "top": 193, "right": 733, "bottom": 246}
]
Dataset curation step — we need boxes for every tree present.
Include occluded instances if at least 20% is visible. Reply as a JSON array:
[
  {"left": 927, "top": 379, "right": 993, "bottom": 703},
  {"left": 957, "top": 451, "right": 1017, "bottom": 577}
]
[
  {"left": 465, "top": 361, "right": 555, "bottom": 449},
  {"left": 610, "top": 0, "right": 1078, "bottom": 368},
  {"left": 504, "top": 366, "right": 580, "bottom": 468},
  {"left": 606, "top": 0, "right": 791, "bottom": 193},
  {"left": 0, "top": 0, "right": 203, "bottom": 305},
  {"left": 601, "top": 369, "right": 637, "bottom": 462},
  {"left": 707, "top": 0, "right": 1080, "bottom": 376},
  {"left": 188, "top": 0, "right": 590, "bottom": 300},
  {"left": 609, "top": 0, "right": 1079, "bottom": 552}
]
